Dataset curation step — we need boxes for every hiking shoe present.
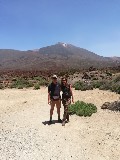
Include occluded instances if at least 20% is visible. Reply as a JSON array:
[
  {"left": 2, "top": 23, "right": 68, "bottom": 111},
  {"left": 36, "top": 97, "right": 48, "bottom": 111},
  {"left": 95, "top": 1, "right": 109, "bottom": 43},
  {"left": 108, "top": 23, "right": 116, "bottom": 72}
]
[
  {"left": 49, "top": 120, "right": 52, "bottom": 124},
  {"left": 58, "top": 119, "right": 62, "bottom": 123},
  {"left": 62, "top": 121, "right": 65, "bottom": 126}
]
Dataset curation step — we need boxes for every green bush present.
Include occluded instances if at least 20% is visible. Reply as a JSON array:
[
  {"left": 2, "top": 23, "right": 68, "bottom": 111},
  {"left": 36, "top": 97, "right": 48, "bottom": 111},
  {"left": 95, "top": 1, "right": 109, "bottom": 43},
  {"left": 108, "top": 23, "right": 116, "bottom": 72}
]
[
  {"left": 99, "top": 81, "right": 112, "bottom": 90},
  {"left": 25, "top": 82, "right": 34, "bottom": 88},
  {"left": 10, "top": 78, "right": 34, "bottom": 89},
  {"left": 18, "top": 85, "right": 23, "bottom": 89},
  {"left": 68, "top": 101, "right": 97, "bottom": 117},
  {"left": 111, "top": 83, "right": 120, "bottom": 94},
  {"left": 0, "top": 84, "right": 4, "bottom": 89},
  {"left": 34, "top": 84, "right": 40, "bottom": 90},
  {"left": 73, "top": 81, "right": 93, "bottom": 91},
  {"left": 99, "top": 84, "right": 110, "bottom": 90},
  {"left": 73, "top": 78, "right": 120, "bottom": 94},
  {"left": 116, "top": 86, "right": 120, "bottom": 94},
  {"left": 92, "top": 81, "right": 105, "bottom": 88},
  {"left": 33, "top": 76, "right": 49, "bottom": 86},
  {"left": 114, "top": 75, "right": 120, "bottom": 82},
  {"left": 74, "top": 81, "right": 84, "bottom": 90}
]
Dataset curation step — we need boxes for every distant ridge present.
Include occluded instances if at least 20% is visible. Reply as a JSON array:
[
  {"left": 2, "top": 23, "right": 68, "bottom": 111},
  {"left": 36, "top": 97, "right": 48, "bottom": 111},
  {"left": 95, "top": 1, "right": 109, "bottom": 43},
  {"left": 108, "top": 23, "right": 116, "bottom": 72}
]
[{"left": 0, "top": 42, "right": 119, "bottom": 71}]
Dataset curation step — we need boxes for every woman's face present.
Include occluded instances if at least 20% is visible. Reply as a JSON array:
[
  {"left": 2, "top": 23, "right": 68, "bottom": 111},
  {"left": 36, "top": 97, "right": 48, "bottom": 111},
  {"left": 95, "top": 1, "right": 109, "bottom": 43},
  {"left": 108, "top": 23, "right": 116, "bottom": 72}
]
[{"left": 62, "top": 79, "right": 67, "bottom": 85}]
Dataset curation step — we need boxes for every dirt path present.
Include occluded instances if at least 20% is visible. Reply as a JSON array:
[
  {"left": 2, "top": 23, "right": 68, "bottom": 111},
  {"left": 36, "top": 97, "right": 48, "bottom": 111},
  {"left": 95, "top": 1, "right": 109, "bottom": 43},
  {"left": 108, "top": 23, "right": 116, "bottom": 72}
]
[{"left": 0, "top": 88, "right": 120, "bottom": 160}]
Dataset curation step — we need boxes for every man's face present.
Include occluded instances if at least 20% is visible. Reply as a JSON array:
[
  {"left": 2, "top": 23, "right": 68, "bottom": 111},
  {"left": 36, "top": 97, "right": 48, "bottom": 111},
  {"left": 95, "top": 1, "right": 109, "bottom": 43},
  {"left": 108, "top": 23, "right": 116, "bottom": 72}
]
[{"left": 52, "top": 78, "right": 57, "bottom": 84}]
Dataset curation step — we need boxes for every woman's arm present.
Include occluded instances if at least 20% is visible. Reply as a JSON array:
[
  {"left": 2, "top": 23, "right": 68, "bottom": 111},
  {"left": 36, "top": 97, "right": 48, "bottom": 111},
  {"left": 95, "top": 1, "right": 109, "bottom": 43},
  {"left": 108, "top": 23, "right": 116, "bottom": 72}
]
[{"left": 70, "top": 84, "right": 74, "bottom": 103}]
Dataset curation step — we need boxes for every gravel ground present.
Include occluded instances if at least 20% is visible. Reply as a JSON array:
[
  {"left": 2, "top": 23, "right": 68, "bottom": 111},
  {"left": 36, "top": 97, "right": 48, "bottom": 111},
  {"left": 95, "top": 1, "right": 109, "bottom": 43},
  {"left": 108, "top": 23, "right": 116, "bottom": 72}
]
[{"left": 0, "top": 88, "right": 120, "bottom": 160}]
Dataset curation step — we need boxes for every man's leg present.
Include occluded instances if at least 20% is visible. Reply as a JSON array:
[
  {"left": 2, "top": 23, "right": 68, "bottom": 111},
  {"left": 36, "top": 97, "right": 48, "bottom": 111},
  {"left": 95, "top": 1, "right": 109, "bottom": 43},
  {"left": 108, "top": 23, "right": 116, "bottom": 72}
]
[
  {"left": 50, "top": 100, "right": 55, "bottom": 122},
  {"left": 56, "top": 100, "right": 61, "bottom": 122}
]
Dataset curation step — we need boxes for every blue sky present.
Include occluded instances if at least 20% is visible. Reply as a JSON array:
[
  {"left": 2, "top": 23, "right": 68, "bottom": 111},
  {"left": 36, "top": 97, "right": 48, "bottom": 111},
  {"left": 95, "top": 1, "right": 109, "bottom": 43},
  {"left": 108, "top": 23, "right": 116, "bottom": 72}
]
[{"left": 0, "top": 0, "right": 120, "bottom": 57}]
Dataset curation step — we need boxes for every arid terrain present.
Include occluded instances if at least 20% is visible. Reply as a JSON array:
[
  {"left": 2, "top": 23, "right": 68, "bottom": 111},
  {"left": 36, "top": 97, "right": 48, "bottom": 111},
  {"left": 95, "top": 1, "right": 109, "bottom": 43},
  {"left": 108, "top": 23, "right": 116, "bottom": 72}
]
[{"left": 0, "top": 88, "right": 120, "bottom": 160}]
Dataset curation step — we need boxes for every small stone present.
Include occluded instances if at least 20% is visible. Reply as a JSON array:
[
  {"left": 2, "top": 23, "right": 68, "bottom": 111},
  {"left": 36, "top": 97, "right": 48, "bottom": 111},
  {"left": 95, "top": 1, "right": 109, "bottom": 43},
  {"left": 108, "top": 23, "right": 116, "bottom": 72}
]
[{"left": 23, "top": 101, "right": 27, "bottom": 103}]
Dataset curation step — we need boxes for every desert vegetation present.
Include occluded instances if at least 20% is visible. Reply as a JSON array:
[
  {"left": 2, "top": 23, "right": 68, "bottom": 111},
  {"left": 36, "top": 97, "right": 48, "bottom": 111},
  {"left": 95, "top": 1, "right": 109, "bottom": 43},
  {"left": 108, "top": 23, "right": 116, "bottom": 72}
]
[
  {"left": 0, "top": 67, "right": 119, "bottom": 94},
  {"left": 68, "top": 100, "right": 97, "bottom": 117},
  {"left": 73, "top": 68, "right": 120, "bottom": 94},
  {"left": 10, "top": 76, "right": 49, "bottom": 89},
  {"left": 73, "top": 75, "right": 120, "bottom": 94},
  {"left": 0, "top": 75, "right": 49, "bottom": 89}
]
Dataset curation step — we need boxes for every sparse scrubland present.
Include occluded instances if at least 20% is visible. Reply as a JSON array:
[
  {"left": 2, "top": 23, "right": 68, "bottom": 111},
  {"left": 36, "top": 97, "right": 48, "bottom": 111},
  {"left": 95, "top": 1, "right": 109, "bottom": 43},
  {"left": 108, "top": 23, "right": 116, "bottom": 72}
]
[
  {"left": 0, "top": 67, "right": 120, "bottom": 160},
  {"left": 0, "top": 67, "right": 120, "bottom": 95},
  {"left": 0, "top": 67, "right": 120, "bottom": 94},
  {"left": 0, "top": 87, "right": 120, "bottom": 160},
  {"left": 0, "top": 32, "right": 120, "bottom": 160},
  {"left": 73, "top": 74, "right": 120, "bottom": 94}
]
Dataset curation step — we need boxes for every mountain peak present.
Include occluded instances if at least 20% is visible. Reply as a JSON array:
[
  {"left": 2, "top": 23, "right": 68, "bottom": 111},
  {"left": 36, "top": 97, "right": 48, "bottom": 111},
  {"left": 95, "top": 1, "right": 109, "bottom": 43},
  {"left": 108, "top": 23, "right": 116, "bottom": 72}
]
[{"left": 57, "top": 42, "right": 68, "bottom": 47}]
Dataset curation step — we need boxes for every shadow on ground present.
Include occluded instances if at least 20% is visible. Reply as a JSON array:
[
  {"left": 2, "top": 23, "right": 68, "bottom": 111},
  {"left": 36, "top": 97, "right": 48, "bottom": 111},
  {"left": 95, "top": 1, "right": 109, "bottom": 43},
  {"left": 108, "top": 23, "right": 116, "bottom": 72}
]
[{"left": 42, "top": 120, "right": 62, "bottom": 125}]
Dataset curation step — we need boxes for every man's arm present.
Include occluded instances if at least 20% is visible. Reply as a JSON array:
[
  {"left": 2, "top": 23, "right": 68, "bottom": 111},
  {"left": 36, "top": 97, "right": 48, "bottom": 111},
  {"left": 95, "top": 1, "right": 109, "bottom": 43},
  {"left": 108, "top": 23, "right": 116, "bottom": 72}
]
[
  {"left": 48, "top": 92, "right": 51, "bottom": 105},
  {"left": 48, "top": 85, "right": 51, "bottom": 105}
]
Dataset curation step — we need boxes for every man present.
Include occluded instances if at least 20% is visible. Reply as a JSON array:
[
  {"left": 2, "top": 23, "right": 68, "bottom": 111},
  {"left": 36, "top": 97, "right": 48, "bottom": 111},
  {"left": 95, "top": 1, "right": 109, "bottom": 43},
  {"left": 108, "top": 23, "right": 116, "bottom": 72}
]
[{"left": 48, "top": 75, "right": 61, "bottom": 123}]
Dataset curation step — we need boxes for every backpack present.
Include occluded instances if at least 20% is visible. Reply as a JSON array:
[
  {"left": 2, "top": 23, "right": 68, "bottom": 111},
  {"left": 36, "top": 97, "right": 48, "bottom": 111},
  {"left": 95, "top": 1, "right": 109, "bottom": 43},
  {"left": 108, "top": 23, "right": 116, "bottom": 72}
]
[{"left": 48, "top": 82, "right": 61, "bottom": 100}]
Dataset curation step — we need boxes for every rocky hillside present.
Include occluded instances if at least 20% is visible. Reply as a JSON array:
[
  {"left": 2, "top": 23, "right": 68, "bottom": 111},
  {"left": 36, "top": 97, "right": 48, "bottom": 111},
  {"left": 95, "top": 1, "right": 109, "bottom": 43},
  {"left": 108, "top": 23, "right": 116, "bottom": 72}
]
[{"left": 0, "top": 42, "right": 119, "bottom": 71}]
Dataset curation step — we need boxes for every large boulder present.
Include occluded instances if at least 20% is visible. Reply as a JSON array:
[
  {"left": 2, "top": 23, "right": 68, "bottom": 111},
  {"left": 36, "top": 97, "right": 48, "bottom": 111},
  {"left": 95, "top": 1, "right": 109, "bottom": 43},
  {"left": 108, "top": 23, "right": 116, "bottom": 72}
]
[{"left": 101, "top": 101, "right": 120, "bottom": 111}]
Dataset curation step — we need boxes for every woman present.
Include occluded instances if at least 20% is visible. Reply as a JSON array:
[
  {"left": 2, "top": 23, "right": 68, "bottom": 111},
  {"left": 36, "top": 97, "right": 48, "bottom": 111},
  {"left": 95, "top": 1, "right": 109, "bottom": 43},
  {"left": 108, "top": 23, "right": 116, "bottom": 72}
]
[{"left": 61, "top": 77, "right": 74, "bottom": 126}]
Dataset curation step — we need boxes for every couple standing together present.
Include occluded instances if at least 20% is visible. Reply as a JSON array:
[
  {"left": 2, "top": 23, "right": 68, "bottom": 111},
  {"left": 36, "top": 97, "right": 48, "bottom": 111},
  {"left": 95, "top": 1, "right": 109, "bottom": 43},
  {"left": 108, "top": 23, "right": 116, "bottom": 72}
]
[{"left": 48, "top": 75, "right": 74, "bottom": 126}]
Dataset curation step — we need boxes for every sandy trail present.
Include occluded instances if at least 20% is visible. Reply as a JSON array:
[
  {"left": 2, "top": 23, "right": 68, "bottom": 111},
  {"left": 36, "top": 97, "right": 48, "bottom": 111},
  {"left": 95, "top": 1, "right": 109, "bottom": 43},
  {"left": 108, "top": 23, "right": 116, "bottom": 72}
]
[{"left": 0, "top": 88, "right": 120, "bottom": 160}]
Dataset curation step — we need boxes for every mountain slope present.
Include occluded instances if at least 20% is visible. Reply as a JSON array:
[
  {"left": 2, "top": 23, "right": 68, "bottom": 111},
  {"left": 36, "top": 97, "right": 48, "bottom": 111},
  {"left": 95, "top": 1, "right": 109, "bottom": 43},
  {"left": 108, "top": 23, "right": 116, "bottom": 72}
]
[
  {"left": 39, "top": 42, "right": 104, "bottom": 60},
  {"left": 0, "top": 43, "right": 119, "bottom": 71}
]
